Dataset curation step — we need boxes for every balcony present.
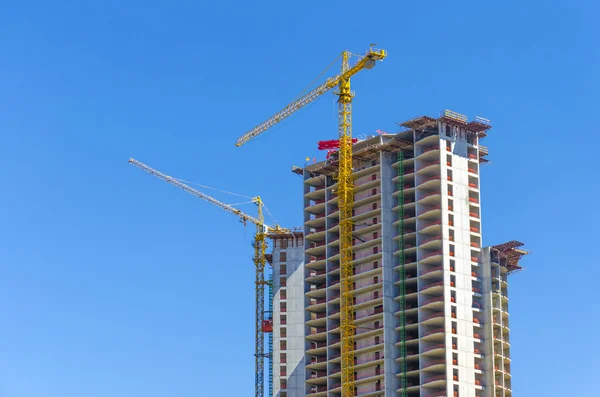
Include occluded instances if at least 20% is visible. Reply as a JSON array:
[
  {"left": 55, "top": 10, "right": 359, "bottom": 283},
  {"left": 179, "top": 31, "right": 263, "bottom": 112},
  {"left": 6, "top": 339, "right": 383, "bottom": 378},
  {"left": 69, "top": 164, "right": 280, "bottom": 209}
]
[
  {"left": 356, "top": 322, "right": 384, "bottom": 337},
  {"left": 421, "top": 311, "right": 444, "bottom": 324},
  {"left": 418, "top": 190, "right": 441, "bottom": 206},
  {"left": 421, "top": 249, "right": 443, "bottom": 261},
  {"left": 421, "top": 295, "right": 444, "bottom": 309},
  {"left": 353, "top": 261, "right": 382, "bottom": 276},
  {"left": 397, "top": 378, "right": 419, "bottom": 389},
  {"left": 422, "top": 343, "right": 446, "bottom": 354},
  {"left": 306, "top": 355, "right": 328, "bottom": 370},
  {"left": 308, "top": 370, "right": 328, "bottom": 380},
  {"left": 355, "top": 368, "right": 384, "bottom": 382},
  {"left": 354, "top": 291, "right": 383, "bottom": 307},
  {"left": 328, "top": 380, "right": 341, "bottom": 391},
  {"left": 419, "top": 219, "right": 442, "bottom": 233},
  {"left": 420, "top": 234, "right": 442, "bottom": 250},
  {"left": 392, "top": 181, "right": 416, "bottom": 194},
  {"left": 308, "top": 385, "right": 327, "bottom": 395},
  {"left": 306, "top": 341, "right": 327, "bottom": 354},
  {"left": 355, "top": 338, "right": 384, "bottom": 353},
  {"left": 307, "top": 268, "right": 327, "bottom": 281},
  {"left": 356, "top": 384, "right": 384, "bottom": 396},
  {"left": 422, "top": 328, "right": 445, "bottom": 339},
  {"left": 419, "top": 175, "right": 442, "bottom": 189},
  {"left": 418, "top": 204, "right": 442, "bottom": 218},
  {"left": 306, "top": 226, "right": 327, "bottom": 241},
  {"left": 417, "top": 160, "right": 441, "bottom": 173},
  {"left": 393, "top": 271, "right": 417, "bottom": 283},
  {"left": 355, "top": 351, "right": 385, "bottom": 366},
  {"left": 305, "top": 184, "right": 326, "bottom": 199},
  {"left": 417, "top": 145, "right": 440, "bottom": 158},
  {"left": 306, "top": 199, "right": 326, "bottom": 214},
  {"left": 353, "top": 276, "right": 382, "bottom": 292},
  {"left": 307, "top": 254, "right": 326, "bottom": 266},
  {"left": 306, "top": 241, "right": 327, "bottom": 256},
  {"left": 355, "top": 305, "right": 384, "bottom": 321},
  {"left": 419, "top": 280, "right": 444, "bottom": 293},
  {"left": 308, "top": 326, "right": 327, "bottom": 338},
  {"left": 309, "top": 311, "right": 327, "bottom": 321},
  {"left": 305, "top": 214, "right": 326, "bottom": 229},
  {"left": 420, "top": 265, "right": 443, "bottom": 277},
  {"left": 306, "top": 283, "right": 327, "bottom": 299},
  {"left": 422, "top": 374, "right": 446, "bottom": 386},
  {"left": 422, "top": 358, "right": 446, "bottom": 370}
]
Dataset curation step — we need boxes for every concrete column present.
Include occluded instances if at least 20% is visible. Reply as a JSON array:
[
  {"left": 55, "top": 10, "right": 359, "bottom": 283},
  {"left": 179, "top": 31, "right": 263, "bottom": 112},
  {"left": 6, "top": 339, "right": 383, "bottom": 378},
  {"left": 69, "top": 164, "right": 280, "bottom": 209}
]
[{"left": 379, "top": 150, "right": 399, "bottom": 394}]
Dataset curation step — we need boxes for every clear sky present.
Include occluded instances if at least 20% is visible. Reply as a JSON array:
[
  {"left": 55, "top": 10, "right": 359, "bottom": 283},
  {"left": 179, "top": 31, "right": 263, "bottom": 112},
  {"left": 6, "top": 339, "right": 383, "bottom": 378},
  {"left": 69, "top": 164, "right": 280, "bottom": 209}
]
[{"left": 0, "top": 1, "right": 598, "bottom": 396}]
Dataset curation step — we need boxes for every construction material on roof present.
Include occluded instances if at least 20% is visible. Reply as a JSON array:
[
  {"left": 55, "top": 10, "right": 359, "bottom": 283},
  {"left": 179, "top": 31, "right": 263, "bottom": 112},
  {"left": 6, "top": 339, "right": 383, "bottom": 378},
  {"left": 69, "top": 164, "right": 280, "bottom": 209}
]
[{"left": 491, "top": 241, "right": 529, "bottom": 274}]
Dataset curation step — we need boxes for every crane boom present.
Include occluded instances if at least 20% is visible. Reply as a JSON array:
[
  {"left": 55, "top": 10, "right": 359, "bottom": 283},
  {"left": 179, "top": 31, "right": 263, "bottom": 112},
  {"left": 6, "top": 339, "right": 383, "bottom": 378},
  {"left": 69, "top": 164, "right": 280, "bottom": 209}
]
[
  {"left": 235, "top": 48, "right": 387, "bottom": 147},
  {"left": 129, "top": 158, "right": 286, "bottom": 233}
]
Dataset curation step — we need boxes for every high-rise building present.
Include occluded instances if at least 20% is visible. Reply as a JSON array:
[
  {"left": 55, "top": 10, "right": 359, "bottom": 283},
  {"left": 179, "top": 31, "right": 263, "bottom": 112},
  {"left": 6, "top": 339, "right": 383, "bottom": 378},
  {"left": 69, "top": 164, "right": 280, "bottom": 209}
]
[{"left": 272, "top": 110, "right": 528, "bottom": 397}]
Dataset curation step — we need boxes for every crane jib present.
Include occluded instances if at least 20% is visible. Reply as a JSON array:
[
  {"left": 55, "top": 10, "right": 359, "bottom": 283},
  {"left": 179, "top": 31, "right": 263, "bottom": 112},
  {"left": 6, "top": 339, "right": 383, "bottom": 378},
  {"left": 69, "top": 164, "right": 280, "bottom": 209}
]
[{"left": 235, "top": 48, "right": 387, "bottom": 147}]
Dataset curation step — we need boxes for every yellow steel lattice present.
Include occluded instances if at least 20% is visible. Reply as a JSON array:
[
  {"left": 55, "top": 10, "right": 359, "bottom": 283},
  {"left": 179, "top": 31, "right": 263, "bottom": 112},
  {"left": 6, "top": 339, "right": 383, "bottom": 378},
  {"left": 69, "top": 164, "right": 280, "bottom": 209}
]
[{"left": 338, "top": 51, "right": 356, "bottom": 397}]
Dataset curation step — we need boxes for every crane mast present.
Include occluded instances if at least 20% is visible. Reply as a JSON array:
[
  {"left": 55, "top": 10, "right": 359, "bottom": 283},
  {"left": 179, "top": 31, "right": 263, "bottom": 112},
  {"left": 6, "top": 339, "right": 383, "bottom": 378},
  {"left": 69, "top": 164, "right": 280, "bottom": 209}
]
[
  {"left": 253, "top": 202, "right": 267, "bottom": 397},
  {"left": 129, "top": 158, "right": 288, "bottom": 397},
  {"left": 337, "top": 51, "right": 356, "bottom": 397},
  {"left": 236, "top": 47, "right": 387, "bottom": 397}
]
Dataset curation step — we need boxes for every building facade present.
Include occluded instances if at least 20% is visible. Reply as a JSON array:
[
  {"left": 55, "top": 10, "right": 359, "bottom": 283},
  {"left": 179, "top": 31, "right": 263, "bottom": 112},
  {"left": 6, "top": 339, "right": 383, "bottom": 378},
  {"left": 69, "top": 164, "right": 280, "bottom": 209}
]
[
  {"left": 273, "top": 110, "right": 527, "bottom": 397},
  {"left": 270, "top": 231, "right": 306, "bottom": 397}
]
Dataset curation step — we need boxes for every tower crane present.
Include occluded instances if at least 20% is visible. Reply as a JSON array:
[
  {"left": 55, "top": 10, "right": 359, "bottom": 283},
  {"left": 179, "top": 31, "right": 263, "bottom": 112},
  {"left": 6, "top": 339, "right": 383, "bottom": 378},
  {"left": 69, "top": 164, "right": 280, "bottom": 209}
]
[
  {"left": 128, "top": 158, "right": 289, "bottom": 397},
  {"left": 236, "top": 46, "right": 387, "bottom": 397}
]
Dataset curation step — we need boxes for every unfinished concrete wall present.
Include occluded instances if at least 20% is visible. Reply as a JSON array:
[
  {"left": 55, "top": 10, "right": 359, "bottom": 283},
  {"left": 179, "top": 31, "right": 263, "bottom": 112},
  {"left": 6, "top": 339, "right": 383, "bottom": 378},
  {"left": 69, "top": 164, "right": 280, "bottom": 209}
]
[{"left": 272, "top": 235, "right": 305, "bottom": 397}]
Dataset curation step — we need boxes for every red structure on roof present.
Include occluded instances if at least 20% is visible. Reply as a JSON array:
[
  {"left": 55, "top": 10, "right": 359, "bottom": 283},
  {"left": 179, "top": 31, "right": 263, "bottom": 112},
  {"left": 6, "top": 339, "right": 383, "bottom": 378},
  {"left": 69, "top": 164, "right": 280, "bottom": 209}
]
[{"left": 317, "top": 139, "right": 358, "bottom": 150}]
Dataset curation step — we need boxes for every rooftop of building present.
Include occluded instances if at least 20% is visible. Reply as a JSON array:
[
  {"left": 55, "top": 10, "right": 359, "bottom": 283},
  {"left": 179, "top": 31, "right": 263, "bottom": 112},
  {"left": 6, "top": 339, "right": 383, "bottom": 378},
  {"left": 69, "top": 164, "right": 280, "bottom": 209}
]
[{"left": 293, "top": 109, "right": 492, "bottom": 177}]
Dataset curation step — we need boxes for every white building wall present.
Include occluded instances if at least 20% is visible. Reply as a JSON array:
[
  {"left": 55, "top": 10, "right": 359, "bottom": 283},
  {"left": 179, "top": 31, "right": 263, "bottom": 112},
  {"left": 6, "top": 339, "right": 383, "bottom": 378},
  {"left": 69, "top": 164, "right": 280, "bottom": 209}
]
[
  {"left": 441, "top": 124, "right": 482, "bottom": 397},
  {"left": 272, "top": 237, "right": 305, "bottom": 397}
]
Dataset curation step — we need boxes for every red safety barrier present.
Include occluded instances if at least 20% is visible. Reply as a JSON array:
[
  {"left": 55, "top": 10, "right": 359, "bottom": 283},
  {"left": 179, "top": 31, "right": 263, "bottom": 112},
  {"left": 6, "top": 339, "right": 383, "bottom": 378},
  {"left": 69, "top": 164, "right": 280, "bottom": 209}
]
[{"left": 317, "top": 138, "right": 358, "bottom": 150}]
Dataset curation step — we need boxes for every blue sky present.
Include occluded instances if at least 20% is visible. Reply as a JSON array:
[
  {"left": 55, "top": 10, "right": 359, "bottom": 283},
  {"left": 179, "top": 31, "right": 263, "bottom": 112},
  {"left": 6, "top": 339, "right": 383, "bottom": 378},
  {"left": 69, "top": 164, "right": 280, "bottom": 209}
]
[{"left": 0, "top": 1, "right": 598, "bottom": 396}]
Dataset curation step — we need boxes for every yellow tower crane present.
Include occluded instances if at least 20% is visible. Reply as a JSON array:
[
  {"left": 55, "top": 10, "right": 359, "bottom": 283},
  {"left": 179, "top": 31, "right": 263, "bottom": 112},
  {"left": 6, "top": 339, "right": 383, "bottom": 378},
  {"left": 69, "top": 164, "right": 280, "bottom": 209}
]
[
  {"left": 236, "top": 46, "right": 387, "bottom": 397},
  {"left": 128, "top": 158, "right": 289, "bottom": 397}
]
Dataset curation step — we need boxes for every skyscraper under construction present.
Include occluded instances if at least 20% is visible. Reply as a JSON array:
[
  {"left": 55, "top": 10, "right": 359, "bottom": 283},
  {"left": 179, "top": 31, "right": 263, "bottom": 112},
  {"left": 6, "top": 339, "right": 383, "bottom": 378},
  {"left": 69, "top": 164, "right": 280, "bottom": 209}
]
[{"left": 269, "top": 110, "right": 528, "bottom": 397}]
